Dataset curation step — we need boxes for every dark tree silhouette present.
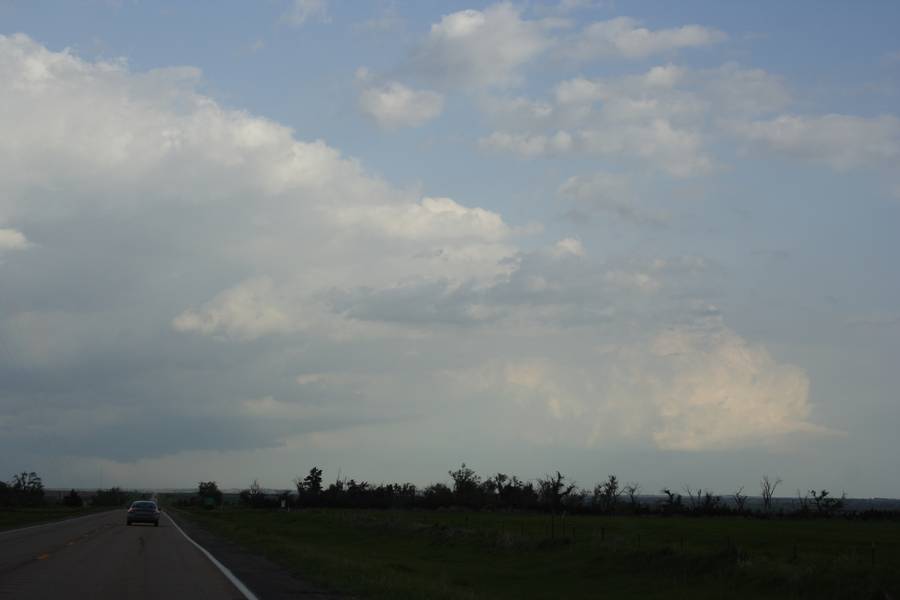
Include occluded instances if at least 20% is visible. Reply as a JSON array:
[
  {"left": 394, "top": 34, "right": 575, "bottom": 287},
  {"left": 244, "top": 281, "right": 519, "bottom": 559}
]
[
  {"left": 594, "top": 474, "right": 623, "bottom": 512},
  {"left": 537, "top": 471, "right": 576, "bottom": 512},
  {"left": 760, "top": 476, "right": 781, "bottom": 512},
  {"left": 449, "top": 463, "right": 481, "bottom": 506},
  {"left": 198, "top": 481, "right": 223, "bottom": 507}
]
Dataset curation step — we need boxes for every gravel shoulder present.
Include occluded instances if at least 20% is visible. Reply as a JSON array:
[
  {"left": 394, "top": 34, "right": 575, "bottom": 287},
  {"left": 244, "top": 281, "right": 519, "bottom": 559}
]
[{"left": 166, "top": 508, "right": 349, "bottom": 600}]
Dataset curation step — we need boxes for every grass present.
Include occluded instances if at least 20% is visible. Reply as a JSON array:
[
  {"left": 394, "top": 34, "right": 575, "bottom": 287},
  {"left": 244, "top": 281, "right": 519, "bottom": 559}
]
[
  {"left": 0, "top": 505, "right": 111, "bottom": 531},
  {"left": 177, "top": 507, "right": 900, "bottom": 599}
]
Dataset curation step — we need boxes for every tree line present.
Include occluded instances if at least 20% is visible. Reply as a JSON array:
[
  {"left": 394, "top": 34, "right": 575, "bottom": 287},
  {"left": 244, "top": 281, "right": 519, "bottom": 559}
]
[
  {"left": 191, "top": 465, "right": 894, "bottom": 519},
  {"left": 0, "top": 471, "right": 135, "bottom": 508}
]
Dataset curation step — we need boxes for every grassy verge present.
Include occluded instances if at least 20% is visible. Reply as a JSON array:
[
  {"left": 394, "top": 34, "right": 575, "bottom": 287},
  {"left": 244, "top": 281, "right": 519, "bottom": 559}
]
[
  {"left": 0, "top": 505, "right": 113, "bottom": 531},
  {"left": 178, "top": 507, "right": 899, "bottom": 599}
]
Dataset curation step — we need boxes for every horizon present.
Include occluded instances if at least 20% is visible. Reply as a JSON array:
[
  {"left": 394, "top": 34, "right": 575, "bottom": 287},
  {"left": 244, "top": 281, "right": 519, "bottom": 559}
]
[{"left": 1, "top": 1, "right": 899, "bottom": 497}]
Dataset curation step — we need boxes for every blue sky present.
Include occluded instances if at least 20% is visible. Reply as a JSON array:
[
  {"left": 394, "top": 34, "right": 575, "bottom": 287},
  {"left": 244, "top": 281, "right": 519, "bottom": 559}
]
[{"left": 1, "top": 0, "right": 899, "bottom": 496}]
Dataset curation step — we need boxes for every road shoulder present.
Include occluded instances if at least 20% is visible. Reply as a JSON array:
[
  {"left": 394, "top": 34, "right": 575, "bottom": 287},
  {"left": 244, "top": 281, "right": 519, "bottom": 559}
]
[{"left": 165, "top": 509, "right": 347, "bottom": 600}]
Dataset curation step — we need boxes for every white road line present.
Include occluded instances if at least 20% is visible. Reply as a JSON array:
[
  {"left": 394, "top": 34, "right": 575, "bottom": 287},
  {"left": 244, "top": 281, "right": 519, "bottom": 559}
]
[
  {"left": 164, "top": 512, "right": 259, "bottom": 600},
  {"left": 0, "top": 510, "right": 117, "bottom": 536}
]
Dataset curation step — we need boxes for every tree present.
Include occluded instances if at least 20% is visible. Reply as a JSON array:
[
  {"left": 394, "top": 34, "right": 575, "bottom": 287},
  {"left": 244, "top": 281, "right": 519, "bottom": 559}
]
[
  {"left": 537, "top": 471, "right": 576, "bottom": 512},
  {"left": 63, "top": 489, "right": 83, "bottom": 507},
  {"left": 808, "top": 489, "right": 844, "bottom": 515},
  {"left": 11, "top": 471, "right": 44, "bottom": 506},
  {"left": 198, "top": 481, "right": 223, "bottom": 507},
  {"left": 239, "top": 479, "right": 268, "bottom": 508},
  {"left": 294, "top": 467, "right": 324, "bottom": 506},
  {"left": 733, "top": 486, "right": 748, "bottom": 513},
  {"left": 623, "top": 482, "right": 642, "bottom": 511},
  {"left": 760, "top": 476, "right": 782, "bottom": 512},
  {"left": 594, "top": 475, "right": 624, "bottom": 513},
  {"left": 661, "top": 488, "right": 683, "bottom": 513},
  {"left": 449, "top": 463, "right": 481, "bottom": 506}
]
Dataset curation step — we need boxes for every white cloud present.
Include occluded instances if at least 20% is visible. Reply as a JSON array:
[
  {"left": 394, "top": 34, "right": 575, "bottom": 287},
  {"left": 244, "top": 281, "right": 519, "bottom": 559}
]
[
  {"left": 172, "top": 278, "right": 295, "bottom": 341},
  {"left": 445, "top": 322, "right": 832, "bottom": 451},
  {"left": 564, "top": 17, "right": 726, "bottom": 60},
  {"left": 0, "top": 228, "right": 29, "bottom": 253},
  {"left": 358, "top": 81, "right": 444, "bottom": 128},
  {"left": 281, "top": 0, "right": 329, "bottom": 27},
  {"left": 478, "top": 63, "right": 792, "bottom": 177},
  {"left": 0, "top": 33, "right": 848, "bottom": 482},
  {"left": 333, "top": 196, "right": 510, "bottom": 242},
  {"left": 0, "top": 34, "right": 521, "bottom": 346},
  {"left": 412, "top": 3, "right": 549, "bottom": 88},
  {"left": 730, "top": 114, "right": 900, "bottom": 170},
  {"left": 479, "top": 130, "right": 573, "bottom": 157},
  {"left": 479, "top": 95, "right": 554, "bottom": 125},
  {"left": 558, "top": 172, "right": 668, "bottom": 225},
  {"left": 703, "top": 63, "right": 790, "bottom": 116},
  {"left": 551, "top": 237, "right": 585, "bottom": 257},
  {"left": 648, "top": 327, "right": 836, "bottom": 450}
]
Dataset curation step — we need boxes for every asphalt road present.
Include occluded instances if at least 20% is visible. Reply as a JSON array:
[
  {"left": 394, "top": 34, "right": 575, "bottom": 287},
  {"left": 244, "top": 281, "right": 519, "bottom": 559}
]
[{"left": 0, "top": 510, "right": 248, "bottom": 599}]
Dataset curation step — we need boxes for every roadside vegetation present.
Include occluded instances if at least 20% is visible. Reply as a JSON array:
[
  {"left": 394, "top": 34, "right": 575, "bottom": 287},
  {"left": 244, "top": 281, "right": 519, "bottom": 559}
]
[
  {"left": 0, "top": 471, "right": 137, "bottom": 531},
  {"left": 180, "top": 505, "right": 899, "bottom": 599},
  {"left": 166, "top": 466, "right": 899, "bottom": 599}
]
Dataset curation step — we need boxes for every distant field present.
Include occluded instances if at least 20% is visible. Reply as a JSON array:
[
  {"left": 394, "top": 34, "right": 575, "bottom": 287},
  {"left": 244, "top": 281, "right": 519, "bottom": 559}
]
[
  {"left": 179, "top": 507, "right": 900, "bottom": 599},
  {"left": 0, "top": 506, "right": 109, "bottom": 531}
]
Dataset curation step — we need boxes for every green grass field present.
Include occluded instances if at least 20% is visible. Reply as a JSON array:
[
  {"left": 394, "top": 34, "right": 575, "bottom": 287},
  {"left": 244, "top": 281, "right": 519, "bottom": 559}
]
[
  {"left": 178, "top": 507, "right": 899, "bottom": 599},
  {"left": 0, "top": 505, "right": 109, "bottom": 532}
]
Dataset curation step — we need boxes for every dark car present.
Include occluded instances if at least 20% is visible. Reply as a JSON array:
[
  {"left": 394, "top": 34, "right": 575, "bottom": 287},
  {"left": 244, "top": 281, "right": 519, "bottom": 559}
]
[{"left": 126, "top": 500, "right": 160, "bottom": 526}]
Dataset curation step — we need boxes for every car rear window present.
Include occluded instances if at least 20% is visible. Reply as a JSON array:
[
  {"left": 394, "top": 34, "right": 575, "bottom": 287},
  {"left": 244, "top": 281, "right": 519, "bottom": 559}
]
[{"left": 132, "top": 501, "right": 157, "bottom": 509}]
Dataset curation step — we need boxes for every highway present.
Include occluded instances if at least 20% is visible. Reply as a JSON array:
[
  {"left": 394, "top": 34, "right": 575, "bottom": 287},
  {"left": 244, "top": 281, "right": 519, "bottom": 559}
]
[{"left": 0, "top": 510, "right": 250, "bottom": 599}]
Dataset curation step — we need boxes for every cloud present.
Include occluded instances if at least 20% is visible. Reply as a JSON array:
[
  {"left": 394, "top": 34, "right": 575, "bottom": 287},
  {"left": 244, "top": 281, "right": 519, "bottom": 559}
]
[
  {"left": 281, "top": 0, "right": 329, "bottom": 27},
  {"left": 443, "top": 321, "right": 832, "bottom": 451},
  {"left": 558, "top": 172, "right": 668, "bottom": 225},
  {"left": 478, "top": 63, "right": 791, "bottom": 177},
  {"left": 173, "top": 278, "right": 296, "bottom": 341},
  {"left": 411, "top": 3, "right": 550, "bottom": 88},
  {"left": 0, "top": 228, "right": 29, "bottom": 253},
  {"left": 479, "top": 130, "right": 573, "bottom": 158},
  {"left": 0, "top": 34, "right": 521, "bottom": 463},
  {"left": 730, "top": 114, "right": 900, "bottom": 170},
  {"left": 0, "top": 33, "right": 843, "bottom": 484},
  {"left": 647, "top": 326, "right": 835, "bottom": 450},
  {"left": 358, "top": 80, "right": 444, "bottom": 128},
  {"left": 333, "top": 196, "right": 511, "bottom": 242},
  {"left": 563, "top": 17, "right": 726, "bottom": 60}
]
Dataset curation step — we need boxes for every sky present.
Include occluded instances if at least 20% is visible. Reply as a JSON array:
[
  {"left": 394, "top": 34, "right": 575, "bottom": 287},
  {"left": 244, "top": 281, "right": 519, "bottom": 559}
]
[{"left": 1, "top": 0, "right": 899, "bottom": 497}]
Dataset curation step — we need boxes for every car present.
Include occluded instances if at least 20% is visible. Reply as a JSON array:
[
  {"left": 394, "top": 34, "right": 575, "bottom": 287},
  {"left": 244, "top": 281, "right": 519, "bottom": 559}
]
[{"left": 126, "top": 500, "right": 160, "bottom": 526}]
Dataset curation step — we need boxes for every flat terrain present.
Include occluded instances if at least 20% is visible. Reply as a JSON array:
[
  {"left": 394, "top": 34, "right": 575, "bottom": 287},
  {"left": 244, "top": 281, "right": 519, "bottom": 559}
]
[
  {"left": 0, "top": 509, "right": 245, "bottom": 599},
  {"left": 183, "top": 507, "right": 900, "bottom": 599},
  {"left": 0, "top": 506, "right": 108, "bottom": 532}
]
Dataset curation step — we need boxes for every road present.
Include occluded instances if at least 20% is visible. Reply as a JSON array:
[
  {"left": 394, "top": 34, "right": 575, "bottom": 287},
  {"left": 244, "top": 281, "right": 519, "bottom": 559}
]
[{"left": 0, "top": 510, "right": 249, "bottom": 599}]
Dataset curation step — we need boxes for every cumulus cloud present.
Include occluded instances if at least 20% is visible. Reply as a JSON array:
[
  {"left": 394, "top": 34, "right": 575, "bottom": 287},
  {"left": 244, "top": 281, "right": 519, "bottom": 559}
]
[
  {"left": 0, "top": 34, "right": 521, "bottom": 462},
  {"left": 558, "top": 172, "right": 668, "bottom": 225},
  {"left": 0, "top": 228, "right": 29, "bottom": 253},
  {"left": 445, "top": 321, "right": 831, "bottom": 451},
  {"left": 358, "top": 80, "right": 444, "bottom": 128},
  {"left": 173, "top": 278, "right": 296, "bottom": 341},
  {"left": 478, "top": 63, "right": 793, "bottom": 176},
  {"left": 647, "top": 326, "right": 835, "bottom": 450},
  {"left": 479, "top": 130, "right": 574, "bottom": 158},
  {"left": 564, "top": 17, "right": 726, "bottom": 60},
  {"left": 411, "top": 3, "right": 550, "bottom": 88},
  {"left": 0, "top": 33, "right": 842, "bottom": 485},
  {"left": 730, "top": 114, "right": 900, "bottom": 170}
]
